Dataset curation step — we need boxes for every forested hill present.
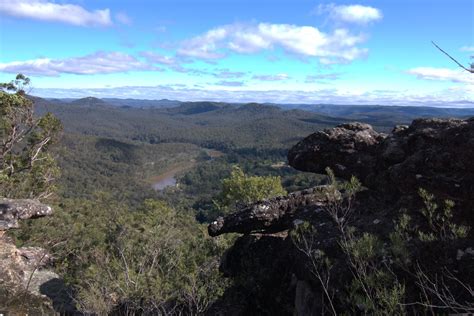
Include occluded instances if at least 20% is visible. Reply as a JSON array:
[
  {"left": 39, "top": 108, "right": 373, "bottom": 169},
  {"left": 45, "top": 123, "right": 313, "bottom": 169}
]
[
  {"left": 34, "top": 96, "right": 474, "bottom": 128},
  {"left": 30, "top": 95, "right": 474, "bottom": 215},
  {"left": 281, "top": 103, "right": 474, "bottom": 126},
  {"left": 31, "top": 96, "right": 350, "bottom": 151}
]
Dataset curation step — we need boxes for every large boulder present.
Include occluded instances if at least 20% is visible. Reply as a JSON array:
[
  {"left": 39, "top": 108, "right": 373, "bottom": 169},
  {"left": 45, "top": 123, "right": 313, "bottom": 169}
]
[
  {"left": 208, "top": 117, "right": 474, "bottom": 315},
  {"left": 288, "top": 122, "right": 385, "bottom": 183},
  {"left": 289, "top": 118, "right": 474, "bottom": 209},
  {"left": 0, "top": 199, "right": 73, "bottom": 314}
]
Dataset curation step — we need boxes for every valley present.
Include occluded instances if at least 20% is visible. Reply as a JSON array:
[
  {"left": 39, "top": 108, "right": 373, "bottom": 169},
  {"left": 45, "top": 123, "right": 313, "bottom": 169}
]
[
  {"left": 1, "top": 1, "right": 472, "bottom": 313},
  {"left": 3, "top": 92, "right": 473, "bottom": 314}
]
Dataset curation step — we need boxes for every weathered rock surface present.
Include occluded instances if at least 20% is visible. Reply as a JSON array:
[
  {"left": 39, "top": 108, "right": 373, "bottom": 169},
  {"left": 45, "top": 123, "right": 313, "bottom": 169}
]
[
  {"left": 288, "top": 122, "right": 386, "bottom": 183},
  {"left": 209, "top": 118, "right": 474, "bottom": 315},
  {"left": 208, "top": 187, "right": 329, "bottom": 236},
  {"left": 289, "top": 118, "right": 474, "bottom": 208},
  {"left": 211, "top": 118, "right": 474, "bottom": 237},
  {"left": 0, "top": 198, "right": 53, "bottom": 231},
  {"left": 0, "top": 199, "right": 73, "bottom": 314}
]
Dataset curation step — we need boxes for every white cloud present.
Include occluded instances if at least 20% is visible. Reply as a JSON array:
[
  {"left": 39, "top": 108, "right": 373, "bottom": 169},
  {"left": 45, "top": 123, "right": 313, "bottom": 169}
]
[
  {"left": 253, "top": 73, "right": 290, "bottom": 81},
  {"left": 317, "top": 4, "right": 383, "bottom": 24},
  {"left": 460, "top": 46, "right": 474, "bottom": 52},
  {"left": 31, "top": 85, "right": 473, "bottom": 107},
  {"left": 0, "top": 0, "right": 112, "bottom": 26},
  {"left": 140, "top": 51, "right": 179, "bottom": 65},
  {"left": 0, "top": 52, "right": 159, "bottom": 76},
  {"left": 177, "top": 22, "right": 368, "bottom": 64},
  {"left": 177, "top": 27, "right": 230, "bottom": 59},
  {"left": 406, "top": 67, "right": 473, "bottom": 84}
]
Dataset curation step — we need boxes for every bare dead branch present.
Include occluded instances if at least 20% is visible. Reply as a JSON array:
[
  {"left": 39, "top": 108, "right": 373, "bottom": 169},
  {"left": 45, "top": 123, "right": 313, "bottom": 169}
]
[{"left": 432, "top": 41, "right": 474, "bottom": 73}]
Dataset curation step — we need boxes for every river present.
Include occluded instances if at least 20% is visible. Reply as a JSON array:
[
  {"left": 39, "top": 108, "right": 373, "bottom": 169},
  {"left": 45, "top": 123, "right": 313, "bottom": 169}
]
[{"left": 152, "top": 176, "right": 177, "bottom": 191}]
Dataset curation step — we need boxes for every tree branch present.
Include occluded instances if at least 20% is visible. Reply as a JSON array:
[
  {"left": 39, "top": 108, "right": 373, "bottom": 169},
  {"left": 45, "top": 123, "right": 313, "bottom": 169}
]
[{"left": 432, "top": 41, "right": 473, "bottom": 73}]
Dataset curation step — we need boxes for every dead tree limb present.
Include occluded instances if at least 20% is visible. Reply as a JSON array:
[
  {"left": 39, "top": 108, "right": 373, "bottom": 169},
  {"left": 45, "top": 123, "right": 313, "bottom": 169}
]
[{"left": 432, "top": 41, "right": 473, "bottom": 73}]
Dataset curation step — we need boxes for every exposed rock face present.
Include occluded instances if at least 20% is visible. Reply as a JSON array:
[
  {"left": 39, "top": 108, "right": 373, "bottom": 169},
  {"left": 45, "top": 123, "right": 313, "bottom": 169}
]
[
  {"left": 0, "top": 198, "right": 53, "bottom": 230},
  {"left": 209, "top": 118, "right": 474, "bottom": 315},
  {"left": 289, "top": 118, "right": 474, "bottom": 207},
  {"left": 288, "top": 122, "right": 386, "bottom": 183},
  {"left": 208, "top": 187, "right": 329, "bottom": 236},
  {"left": 0, "top": 199, "right": 61, "bottom": 314}
]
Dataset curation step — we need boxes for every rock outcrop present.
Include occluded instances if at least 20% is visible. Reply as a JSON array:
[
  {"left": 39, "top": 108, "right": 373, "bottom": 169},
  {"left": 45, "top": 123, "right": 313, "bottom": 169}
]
[
  {"left": 208, "top": 118, "right": 474, "bottom": 315},
  {"left": 208, "top": 187, "right": 329, "bottom": 236},
  {"left": 0, "top": 199, "right": 63, "bottom": 314},
  {"left": 288, "top": 122, "right": 386, "bottom": 184},
  {"left": 0, "top": 198, "right": 53, "bottom": 230},
  {"left": 289, "top": 118, "right": 474, "bottom": 208}
]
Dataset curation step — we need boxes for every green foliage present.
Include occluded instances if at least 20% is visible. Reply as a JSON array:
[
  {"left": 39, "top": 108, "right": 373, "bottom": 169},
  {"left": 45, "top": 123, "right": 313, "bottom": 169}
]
[
  {"left": 217, "top": 165, "right": 287, "bottom": 212},
  {"left": 55, "top": 134, "right": 202, "bottom": 205},
  {"left": 322, "top": 168, "right": 362, "bottom": 232},
  {"left": 348, "top": 269, "right": 405, "bottom": 316},
  {"left": 345, "top": 232, "right": 383, "bottom": 262},
  {"left": 291, "top": 174, "right": 406, "bottom": 315},
  {"left": 35, "top": 99, "right": 335, "bottom": 152},
  {"left": 389, "top": 211, "right": 412, "bottom": 264},
  {"left": 291, "top": 221, "right": 336, "bottom": 314},
  {"left": 15, "top": 195, "right": 230, "bottom": 314},
  {"left": 324, "top": 167, "right": 361, "bottom": 198},
  {"left": 418, "top": 188, "right": 469, "bottom": 241},
  {"left": 0, "top": 74, "right": 62, "bottom": 199},
  {"left": 342, "top": 233, "right": 406, "bottom": 315}
]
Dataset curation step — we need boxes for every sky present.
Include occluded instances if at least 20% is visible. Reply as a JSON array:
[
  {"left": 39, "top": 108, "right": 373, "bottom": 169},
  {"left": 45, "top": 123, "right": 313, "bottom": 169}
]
[{"left": 0, "top": 0, "right": 473, "bottom": 106}]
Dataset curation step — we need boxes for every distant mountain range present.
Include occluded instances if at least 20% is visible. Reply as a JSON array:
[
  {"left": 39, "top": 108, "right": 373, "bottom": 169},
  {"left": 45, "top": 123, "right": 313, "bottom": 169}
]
[
  {"left": 31, "top": 97, "right": 474, "bottom": 128},
  {"left": 37, "top": 96, "right": 474, "bottom": 126}
]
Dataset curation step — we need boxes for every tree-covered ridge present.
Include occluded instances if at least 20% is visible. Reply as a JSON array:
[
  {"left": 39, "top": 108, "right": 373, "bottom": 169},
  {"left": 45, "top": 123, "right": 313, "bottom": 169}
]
[
  {"left": 1, "top": 75, "right": 62, "bottom": 199},
  {"left": 4, "top": 77, "right": 472, "bottom": 314},
  {"left": 33, "top": 96, "right": 346, "bottom": 151},
  {"left": 4, "top": 76, "right": 322, "bottom": 313},
  {"left": 55, "top": 133, "right": 203, "bottom": 205}
]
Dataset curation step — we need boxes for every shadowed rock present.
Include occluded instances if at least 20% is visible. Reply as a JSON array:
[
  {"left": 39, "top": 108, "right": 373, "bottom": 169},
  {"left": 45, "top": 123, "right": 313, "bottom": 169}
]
[
  {"left": 0, "top": 199, "right": 53, "bottom": 231},
  {"left": 208, "top": 186, "right": 329, "bottom": 237},
  {"left": 0, "top": 199, "right": 68, "bottom": 314},
  {"left": 289, "top": 118, "right": 474, "bottom": 205},
  {"left": 288, "top": 122, "right": 386, "bottom": 183},
  {"left": 207, "top": 117, "right": 474, "bottom": 315},
  {"left": 210, "top": 118, "right": 474, "bottom": 237}
]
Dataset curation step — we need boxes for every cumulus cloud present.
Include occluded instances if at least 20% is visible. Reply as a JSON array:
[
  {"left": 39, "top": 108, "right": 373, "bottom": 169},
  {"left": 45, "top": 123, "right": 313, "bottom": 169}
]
[
  {"left": 177, "top": 27, "right": 229, "bottom": 59},
  {"left": 177, "top": 22, "right": 368, "bottom": 64},
  {"left": 0, "top": 0, "right": 112, "bottom": 26},
  {"left": 406, "top": 67, "right": 473, "bottom": 84},
  {"left": 252, "top": 73, "right": 290, "bottom": 81},
  {"left": 317, "top": 3, "right": 383, "bottom": 24},
  {"left": 0, "top": 52, "right": 159, "bottom": 76}
]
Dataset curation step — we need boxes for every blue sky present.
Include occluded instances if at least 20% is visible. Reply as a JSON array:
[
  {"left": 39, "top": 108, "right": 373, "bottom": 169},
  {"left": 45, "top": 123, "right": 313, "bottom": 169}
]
[{"left": 0, "top": 0, "right": 472, "bottom": 105}]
